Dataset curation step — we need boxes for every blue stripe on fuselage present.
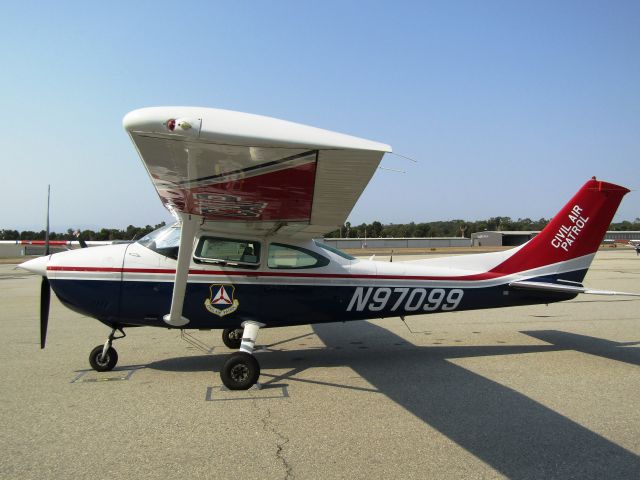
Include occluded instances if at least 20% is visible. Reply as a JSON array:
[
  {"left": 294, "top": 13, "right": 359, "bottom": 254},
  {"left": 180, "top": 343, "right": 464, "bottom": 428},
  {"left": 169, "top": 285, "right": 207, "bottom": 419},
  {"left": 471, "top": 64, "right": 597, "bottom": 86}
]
[{"left": 49, "top": 271, "right": 585, "bottom": 329}]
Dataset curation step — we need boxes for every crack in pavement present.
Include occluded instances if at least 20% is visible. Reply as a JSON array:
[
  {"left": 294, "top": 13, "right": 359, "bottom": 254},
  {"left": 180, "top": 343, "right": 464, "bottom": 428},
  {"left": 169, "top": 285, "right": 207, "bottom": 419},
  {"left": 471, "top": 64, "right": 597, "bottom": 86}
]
[{"left": 261, "top": 406, "right": 293, "bottom": 480}]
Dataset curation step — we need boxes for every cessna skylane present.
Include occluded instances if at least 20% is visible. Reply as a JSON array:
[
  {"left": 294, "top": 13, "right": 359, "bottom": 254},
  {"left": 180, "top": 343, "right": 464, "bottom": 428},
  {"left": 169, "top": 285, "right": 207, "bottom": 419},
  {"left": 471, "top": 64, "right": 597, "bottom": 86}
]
[{"left": 19, "top": 107, "right": 639, "bottom": 390}]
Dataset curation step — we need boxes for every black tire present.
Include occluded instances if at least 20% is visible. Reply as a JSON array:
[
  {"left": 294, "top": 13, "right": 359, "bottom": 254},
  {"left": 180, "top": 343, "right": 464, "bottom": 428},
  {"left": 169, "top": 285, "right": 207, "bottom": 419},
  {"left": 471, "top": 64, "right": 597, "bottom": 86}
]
[
  {"left": 222, "top": 328, "right": 243, "bottom": 349},
  {"left": 89, "top": 345, "right": 118, "bottom": 372},
  {"left": 220, "top": 352, "right": 260, "bottom": 390}
]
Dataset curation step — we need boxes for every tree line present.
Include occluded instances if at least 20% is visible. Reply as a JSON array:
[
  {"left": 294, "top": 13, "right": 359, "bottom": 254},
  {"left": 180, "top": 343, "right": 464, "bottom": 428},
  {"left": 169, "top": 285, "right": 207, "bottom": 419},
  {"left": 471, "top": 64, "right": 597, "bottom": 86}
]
[
  {"left": 1, "top": 217, "right": 638, "bottom": 241},
  {"left": 325, "top": 217, "right": 640, "bottom": 239},
  {"left": 0, "top": 222, "right": 166, "bottom": 241}
]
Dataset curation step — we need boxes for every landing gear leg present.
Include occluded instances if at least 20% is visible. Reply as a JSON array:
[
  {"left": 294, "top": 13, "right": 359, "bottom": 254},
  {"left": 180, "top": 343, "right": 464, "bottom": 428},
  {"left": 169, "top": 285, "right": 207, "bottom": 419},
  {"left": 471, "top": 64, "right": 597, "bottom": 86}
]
[
  {"left": 220, "top": 321, "right": 264, "bottom": 390},
  {"left": 89, "top": 327, "right": 125, "bottom": 372}
]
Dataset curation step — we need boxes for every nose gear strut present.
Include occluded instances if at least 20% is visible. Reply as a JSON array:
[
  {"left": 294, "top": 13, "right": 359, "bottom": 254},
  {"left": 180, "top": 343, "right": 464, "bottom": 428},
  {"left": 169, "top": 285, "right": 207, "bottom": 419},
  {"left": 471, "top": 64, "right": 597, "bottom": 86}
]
[{"left": 88, "top": 327, "right": 125, "bottom": 372}]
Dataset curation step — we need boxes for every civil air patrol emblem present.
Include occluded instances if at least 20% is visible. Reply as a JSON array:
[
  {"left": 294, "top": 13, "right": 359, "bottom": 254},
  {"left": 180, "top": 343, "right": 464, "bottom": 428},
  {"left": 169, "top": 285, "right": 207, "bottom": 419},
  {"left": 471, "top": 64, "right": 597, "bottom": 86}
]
[{"left": 204, "top": 284, "right": 239, "bottom": 317}]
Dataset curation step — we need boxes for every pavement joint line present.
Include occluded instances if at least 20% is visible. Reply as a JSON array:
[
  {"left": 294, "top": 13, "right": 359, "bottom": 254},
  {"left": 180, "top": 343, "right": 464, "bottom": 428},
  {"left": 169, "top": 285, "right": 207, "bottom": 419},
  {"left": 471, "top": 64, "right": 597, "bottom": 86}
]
[
  {"left": 70, "top": 367, "right": 141, "bottom": 384},
  {"left": 260, "top": 372, "right": 380, "bottom": 394},
  {"left": 205, "top": 384, "right": 289, "bottom": 401}
]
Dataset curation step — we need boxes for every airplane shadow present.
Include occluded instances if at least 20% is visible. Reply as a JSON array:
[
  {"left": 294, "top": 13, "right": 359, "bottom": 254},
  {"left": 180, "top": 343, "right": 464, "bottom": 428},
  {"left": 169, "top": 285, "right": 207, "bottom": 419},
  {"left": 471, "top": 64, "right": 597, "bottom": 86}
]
[
  {"left": 146, "top": 322, "right": 640, "bottom": 478},
  {"left": 521, "top": 330, "right": 640, "bottom": 366}
]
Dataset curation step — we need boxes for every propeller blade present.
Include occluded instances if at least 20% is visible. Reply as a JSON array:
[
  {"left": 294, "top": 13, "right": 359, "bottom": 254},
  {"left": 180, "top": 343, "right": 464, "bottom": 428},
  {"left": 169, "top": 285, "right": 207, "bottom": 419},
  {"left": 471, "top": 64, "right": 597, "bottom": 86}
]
[{"left": 40, "top": 276, "right": 50, "bottom": 349}]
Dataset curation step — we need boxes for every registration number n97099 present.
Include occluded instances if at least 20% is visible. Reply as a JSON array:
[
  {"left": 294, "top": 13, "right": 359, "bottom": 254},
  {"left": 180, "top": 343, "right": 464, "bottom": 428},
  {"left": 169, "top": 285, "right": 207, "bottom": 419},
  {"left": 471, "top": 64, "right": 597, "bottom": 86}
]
[{"left": 346, "top": 287, "right": 464, "bottom": 313}]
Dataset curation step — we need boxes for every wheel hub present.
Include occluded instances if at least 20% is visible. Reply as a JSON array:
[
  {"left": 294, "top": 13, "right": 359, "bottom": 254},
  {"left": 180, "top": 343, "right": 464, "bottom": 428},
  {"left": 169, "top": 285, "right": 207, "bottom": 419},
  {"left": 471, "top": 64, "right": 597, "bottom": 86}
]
[
  {"left": 96, "top": 354, "right": 109, "bottom": 366},
  {"left": 230, "top": 363, "right": 249, "bottom": 382}
]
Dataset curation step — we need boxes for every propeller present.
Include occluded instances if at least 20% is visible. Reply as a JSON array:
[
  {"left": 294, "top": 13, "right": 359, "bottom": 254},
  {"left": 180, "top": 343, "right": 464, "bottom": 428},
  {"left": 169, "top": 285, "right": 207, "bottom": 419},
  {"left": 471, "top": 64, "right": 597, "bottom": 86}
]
[
  {"left": 40, "top": 185, "right": 51, "bottom": 348},
  {"left": 40, "top": 277, "right": 50, "bottom": 348}
]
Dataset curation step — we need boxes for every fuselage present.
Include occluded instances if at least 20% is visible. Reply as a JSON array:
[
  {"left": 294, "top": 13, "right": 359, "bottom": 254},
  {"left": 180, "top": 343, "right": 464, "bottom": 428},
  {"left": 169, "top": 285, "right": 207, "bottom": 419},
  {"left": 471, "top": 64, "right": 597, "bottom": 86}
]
[{"left": 30, "top": 225, "right": 584, "bottom": 330}]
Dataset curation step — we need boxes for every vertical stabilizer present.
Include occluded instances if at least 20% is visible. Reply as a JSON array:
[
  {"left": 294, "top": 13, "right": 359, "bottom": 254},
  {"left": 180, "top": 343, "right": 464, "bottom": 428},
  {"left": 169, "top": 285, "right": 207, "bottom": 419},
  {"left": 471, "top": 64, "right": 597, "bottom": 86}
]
[{"left": 490, "top": 178, "right": 629, "bottom": 280}]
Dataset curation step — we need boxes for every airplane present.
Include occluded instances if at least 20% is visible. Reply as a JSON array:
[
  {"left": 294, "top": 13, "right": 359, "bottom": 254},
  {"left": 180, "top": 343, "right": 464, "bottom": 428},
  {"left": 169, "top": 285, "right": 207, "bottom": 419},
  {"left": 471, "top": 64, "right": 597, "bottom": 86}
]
[{"left": 18, "top": 106, "right": 640, "bottom": 390}]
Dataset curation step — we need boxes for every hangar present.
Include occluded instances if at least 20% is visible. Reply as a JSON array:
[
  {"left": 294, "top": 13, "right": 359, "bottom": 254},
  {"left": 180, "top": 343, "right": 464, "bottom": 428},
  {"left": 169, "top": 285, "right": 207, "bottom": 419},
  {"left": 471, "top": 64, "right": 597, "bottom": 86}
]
[
  {"left": 471, "top": 231, "right": 539, "bottom": 247},
  {"left": 321, "top": 237, "right": 471, "bottom": 250},
  {"left": 604, "top": 231, "right": 640, "bottom": 242},
  {"left": 471, "top": 230, "right": 640, "bottom": 247}
]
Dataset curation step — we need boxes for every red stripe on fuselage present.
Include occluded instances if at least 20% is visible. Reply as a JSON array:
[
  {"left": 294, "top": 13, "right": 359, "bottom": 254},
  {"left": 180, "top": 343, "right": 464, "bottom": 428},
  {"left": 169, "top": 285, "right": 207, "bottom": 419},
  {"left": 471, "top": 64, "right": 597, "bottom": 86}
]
[{"left": 46, "top": 265, "right": 504, "bottom": 282}]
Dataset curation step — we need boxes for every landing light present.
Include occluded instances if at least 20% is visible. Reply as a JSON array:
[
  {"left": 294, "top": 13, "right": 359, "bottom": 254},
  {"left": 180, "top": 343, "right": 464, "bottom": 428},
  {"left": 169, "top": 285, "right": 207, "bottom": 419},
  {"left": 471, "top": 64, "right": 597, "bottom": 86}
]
[{"left": 165, "top": 118, "right": 191, "bottom": 131}]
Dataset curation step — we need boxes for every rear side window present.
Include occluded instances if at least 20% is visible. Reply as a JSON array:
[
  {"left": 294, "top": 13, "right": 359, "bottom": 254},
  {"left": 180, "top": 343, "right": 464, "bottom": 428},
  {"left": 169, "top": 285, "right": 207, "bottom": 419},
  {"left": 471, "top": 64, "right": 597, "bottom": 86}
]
[
  {"left": 194, "top": 237, "right": 260, "bottom": 269},
  {"left": 268, "top": 243, "right": 329, "bottom": 269}
]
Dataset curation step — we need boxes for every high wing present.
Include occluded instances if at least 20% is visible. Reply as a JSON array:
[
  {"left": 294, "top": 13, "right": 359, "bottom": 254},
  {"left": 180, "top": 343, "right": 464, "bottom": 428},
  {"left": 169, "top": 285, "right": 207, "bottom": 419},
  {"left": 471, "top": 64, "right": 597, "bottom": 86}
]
[
  {"left": 123, "top": 107, "right": 391, "bottom": 237},
  {"left": 123, "top": 106, "right": 391, "bottom": 326}
]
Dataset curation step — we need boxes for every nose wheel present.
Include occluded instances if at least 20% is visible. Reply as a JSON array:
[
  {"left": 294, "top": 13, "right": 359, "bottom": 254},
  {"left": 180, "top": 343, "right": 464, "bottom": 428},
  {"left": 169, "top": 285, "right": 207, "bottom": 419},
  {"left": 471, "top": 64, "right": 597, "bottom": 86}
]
[
  {"left": 220, "top": 321, "right": 264, "bottom": 390},
  {"left": 89, "top": 345, "right": 118, "bottom": 372},
  {"left": 89, "top": 327, "right": 125, "bottom": 372}
]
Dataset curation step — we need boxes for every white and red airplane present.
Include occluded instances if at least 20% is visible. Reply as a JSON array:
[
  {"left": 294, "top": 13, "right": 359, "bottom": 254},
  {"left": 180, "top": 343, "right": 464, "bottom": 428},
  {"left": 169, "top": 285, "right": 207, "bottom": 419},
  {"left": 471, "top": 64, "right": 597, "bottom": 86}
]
[{"left": 19, "top": 107, "right": 639, "bottom": 390}]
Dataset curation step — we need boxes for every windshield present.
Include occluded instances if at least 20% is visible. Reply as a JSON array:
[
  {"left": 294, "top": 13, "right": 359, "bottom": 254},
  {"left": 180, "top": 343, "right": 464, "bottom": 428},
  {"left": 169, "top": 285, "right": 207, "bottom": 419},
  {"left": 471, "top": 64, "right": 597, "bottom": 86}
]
[
  {"left": 137, "top": 223, "right": 181, "bottom": 259},
  {"left": 313, "top": 240, "right": 355, "bottom": 260}
]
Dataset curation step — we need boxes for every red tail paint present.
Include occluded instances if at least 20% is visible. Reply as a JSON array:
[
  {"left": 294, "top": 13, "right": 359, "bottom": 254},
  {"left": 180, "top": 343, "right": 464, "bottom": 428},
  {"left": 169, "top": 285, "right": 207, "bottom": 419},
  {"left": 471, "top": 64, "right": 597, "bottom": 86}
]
[{"left": 491, "top": 178, "right": 629, "bottom": 275}]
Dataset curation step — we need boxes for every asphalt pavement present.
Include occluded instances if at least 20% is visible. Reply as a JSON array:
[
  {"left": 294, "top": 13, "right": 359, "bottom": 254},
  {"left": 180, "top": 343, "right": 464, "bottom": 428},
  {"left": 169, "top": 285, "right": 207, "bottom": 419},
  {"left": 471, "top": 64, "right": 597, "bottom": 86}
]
[{"left": 1, "top": 250, "right": 639, "bottom": 479}]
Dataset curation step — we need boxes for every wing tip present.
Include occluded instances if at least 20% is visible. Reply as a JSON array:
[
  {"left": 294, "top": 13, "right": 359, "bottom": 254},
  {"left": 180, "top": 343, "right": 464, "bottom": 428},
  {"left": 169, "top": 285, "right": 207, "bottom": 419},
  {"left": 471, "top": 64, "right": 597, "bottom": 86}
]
[{"left": 123, "top": 106, "right": 392, "bottom": 152}]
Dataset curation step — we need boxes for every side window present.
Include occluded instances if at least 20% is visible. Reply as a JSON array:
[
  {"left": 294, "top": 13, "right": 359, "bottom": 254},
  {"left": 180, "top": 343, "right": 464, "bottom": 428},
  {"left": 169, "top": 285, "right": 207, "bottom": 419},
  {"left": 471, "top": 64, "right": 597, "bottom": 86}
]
[
  {"left": 194, "top": 237, "right": 260, "bottom": 269},
  {"left": 268, "top": 243, "right": 330, "bottom": 269}
]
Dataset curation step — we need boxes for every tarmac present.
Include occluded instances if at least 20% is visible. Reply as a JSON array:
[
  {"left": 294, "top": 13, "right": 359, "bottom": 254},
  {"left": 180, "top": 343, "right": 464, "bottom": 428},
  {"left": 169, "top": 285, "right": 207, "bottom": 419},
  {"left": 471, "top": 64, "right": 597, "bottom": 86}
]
[{"left": 1, "top": 249, "right": 639, "bottom": 479}]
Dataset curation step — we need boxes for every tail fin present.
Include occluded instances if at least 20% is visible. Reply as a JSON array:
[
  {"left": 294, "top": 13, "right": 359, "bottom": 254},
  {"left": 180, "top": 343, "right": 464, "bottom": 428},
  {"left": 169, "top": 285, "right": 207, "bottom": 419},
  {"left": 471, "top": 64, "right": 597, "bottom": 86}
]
[{"left": 491, "top": 178, "right": 629, "bottom": 281}]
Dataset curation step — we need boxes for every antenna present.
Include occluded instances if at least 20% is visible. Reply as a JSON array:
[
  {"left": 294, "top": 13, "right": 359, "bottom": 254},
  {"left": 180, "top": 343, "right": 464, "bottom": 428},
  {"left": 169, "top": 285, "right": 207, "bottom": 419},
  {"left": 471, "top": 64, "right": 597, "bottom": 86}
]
[
  {"left": 389, "top": 152, "right": 418, "bottom": 163},
  {"left": 377, "top": 166, "right": 406, "bottom": 174},
  {"left": 45, "top": 185, "right": 50, "bottom": 256}
]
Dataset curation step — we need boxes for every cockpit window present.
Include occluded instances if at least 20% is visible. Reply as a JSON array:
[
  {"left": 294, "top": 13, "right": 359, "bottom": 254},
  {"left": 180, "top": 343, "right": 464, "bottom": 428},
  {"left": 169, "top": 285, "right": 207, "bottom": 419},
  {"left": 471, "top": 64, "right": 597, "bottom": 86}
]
[
  {"left": 137, "top": 224, "right": 181, "bottom": 259},
  {"left": 313, "top": 240, "right": 356, "bottom": 260},
  {"left": 268, "top": 243, "right": 329, "bottom": 269},
  {"left": 194, "top": 237, "right": 261, "bottom": 269}
]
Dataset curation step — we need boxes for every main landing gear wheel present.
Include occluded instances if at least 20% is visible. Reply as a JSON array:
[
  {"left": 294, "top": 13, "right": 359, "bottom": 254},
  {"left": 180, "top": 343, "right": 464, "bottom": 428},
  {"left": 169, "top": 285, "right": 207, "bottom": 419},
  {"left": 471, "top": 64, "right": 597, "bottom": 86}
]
[
  {"left": 89, "top": 345, "right": 118, "bottom": 372},
  {"left": 222, "top": 328, "right": 243, "bottom": 349},
  {"left": 221, "top": 352, "right": 260, "bottom": 390}
]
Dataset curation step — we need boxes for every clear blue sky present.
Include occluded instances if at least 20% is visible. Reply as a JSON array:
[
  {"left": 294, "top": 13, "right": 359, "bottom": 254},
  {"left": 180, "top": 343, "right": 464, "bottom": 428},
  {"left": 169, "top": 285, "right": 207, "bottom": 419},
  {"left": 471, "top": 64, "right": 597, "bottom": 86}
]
[{"left": 1, "top": 1, "right": 638, "bottom": 232}]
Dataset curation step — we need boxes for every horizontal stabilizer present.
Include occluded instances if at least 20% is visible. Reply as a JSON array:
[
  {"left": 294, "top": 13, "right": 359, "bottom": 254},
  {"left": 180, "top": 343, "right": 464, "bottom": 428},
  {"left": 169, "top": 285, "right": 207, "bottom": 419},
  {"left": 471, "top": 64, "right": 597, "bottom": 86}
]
[{"left": 509, "top": 280, "right": 640, "bottom": 297}]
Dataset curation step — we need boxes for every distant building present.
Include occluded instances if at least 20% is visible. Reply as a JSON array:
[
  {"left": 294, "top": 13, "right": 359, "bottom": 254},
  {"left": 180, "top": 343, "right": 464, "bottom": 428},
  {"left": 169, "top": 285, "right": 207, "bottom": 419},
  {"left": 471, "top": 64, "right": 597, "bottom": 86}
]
[
  {"left": 322, "top": 237, "right": 471, "bottom": 250},
  {"left": 604, "top": 231, "right": 640, "bottom": 242},
  {"left": 471, "top": 230, "right": 640, "bottom": 247},
  {"left": 471, "top": 231, "right": 539, "bottom": 247}
]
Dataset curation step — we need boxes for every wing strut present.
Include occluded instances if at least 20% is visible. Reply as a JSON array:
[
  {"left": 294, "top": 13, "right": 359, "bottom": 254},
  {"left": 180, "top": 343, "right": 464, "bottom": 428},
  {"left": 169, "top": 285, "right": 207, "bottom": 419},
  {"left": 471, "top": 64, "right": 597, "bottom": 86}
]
[{"left": 163, "top": 213, "right": 201, "bottom": 327}]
